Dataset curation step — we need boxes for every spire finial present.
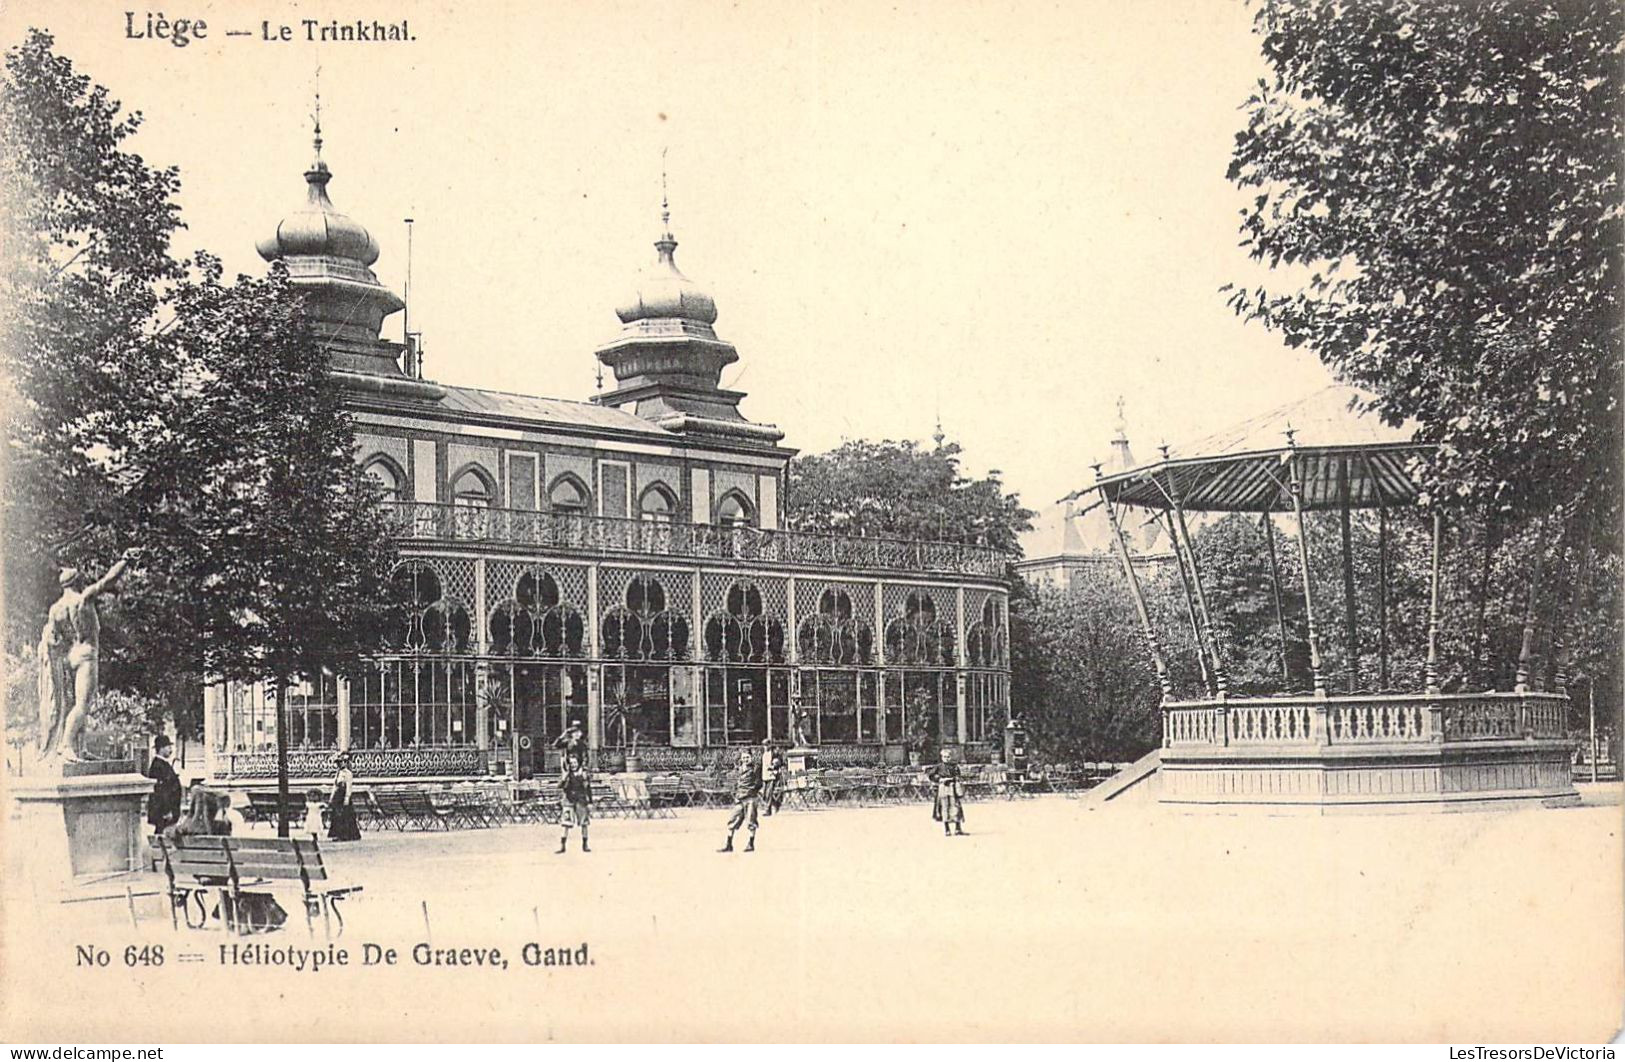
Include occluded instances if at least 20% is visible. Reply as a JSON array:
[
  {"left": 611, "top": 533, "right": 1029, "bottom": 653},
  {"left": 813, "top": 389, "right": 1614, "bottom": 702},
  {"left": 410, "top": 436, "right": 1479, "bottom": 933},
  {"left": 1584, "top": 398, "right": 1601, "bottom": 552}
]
[
  {"left": 311, "top": 65, "right": 324, "bottom": 161},
  {"left": 660, "top": 146, "right": 672, "bottom": 239},
  {"left": 1114, "top": 395, "right": 1127, "bottom": 440}
]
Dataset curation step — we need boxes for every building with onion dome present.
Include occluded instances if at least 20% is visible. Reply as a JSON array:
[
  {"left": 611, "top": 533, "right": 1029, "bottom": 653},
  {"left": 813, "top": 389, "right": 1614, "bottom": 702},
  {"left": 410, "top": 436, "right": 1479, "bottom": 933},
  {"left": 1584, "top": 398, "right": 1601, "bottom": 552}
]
[{"left": 203, "top": 135, "right": 1011, "bottom": 786}]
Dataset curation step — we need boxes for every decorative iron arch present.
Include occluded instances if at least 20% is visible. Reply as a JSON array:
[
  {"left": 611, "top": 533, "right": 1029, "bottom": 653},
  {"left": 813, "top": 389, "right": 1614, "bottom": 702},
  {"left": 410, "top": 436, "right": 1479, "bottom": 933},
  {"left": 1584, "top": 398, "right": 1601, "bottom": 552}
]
[
  {"left": 489, "top": 569, "right": 587, "bottom": 658},
  {"left": 797, "top": 585, "right": 874, "bottom": 665},
  {"left": 966, "top": 596, "right": 1008, "bottom": 668},
  {"left": 885, "top": 589, "right": 955, "bottom": 666},
  {"left": 385, "top": 560, "right": 473, "bottom": 654},
  {"left": 601, "top": 574, "right": 690, "bottom": 661},
  {"left": 704, "top": 580, "right": 787, "bottom": 664}
]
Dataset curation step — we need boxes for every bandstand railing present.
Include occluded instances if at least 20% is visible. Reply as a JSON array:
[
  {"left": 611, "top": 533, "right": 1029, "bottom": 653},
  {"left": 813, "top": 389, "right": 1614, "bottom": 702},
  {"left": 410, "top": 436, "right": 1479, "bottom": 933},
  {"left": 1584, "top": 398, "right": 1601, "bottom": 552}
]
[
  {"left": 387, "top": 502, "right": 1009, "bottom": 578},
  {"left": 1162, "top": 691, "right": 1569, "bottom": 749}
]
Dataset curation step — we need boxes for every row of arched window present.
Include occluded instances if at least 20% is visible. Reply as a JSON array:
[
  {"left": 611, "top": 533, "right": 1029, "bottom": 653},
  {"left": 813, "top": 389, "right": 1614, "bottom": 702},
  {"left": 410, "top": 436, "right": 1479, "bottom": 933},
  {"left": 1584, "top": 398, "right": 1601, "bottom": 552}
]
[
  {"left": 361, "top": 455, "right": 756, "bottom": 526},
  {"left": 384, "top": 565, "right": 1001, "bottom": 669}
]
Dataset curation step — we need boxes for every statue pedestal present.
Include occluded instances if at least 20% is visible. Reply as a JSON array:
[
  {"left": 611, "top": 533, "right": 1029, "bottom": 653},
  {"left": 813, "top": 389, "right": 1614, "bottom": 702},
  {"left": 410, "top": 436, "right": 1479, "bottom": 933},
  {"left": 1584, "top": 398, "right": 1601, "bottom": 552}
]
[{"left": 5, "top": 764, "right": 153, "bottom": 898}]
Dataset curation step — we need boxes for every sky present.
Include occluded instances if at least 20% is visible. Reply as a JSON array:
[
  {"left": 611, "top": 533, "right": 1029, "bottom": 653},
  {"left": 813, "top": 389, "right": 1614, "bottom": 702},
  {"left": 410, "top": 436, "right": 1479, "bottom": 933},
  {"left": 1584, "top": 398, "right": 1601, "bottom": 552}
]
[{"left": 2, "top": 0, "right": 1338, "bottom": 513}]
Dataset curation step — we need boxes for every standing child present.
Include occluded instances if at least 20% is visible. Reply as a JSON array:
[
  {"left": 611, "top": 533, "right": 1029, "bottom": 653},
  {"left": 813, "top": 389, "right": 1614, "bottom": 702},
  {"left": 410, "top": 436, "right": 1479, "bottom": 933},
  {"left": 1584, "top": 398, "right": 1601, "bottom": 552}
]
[
  {"left": 556, "top": 754, "right": 591, "bottom": 854},
  {"left": 927, "top": 748, "right": 966, "bottom": 837},
  {"left": 718, "top": 746, "right": 763, "bottom": 853}
]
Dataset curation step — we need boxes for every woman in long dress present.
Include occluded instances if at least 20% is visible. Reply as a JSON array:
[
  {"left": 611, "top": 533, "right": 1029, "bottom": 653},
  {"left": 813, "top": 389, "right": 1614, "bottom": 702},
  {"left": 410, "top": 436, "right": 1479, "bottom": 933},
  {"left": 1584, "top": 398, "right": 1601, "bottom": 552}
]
[{"left": 327, "top": 753, "right": 362, "bottom": 842}]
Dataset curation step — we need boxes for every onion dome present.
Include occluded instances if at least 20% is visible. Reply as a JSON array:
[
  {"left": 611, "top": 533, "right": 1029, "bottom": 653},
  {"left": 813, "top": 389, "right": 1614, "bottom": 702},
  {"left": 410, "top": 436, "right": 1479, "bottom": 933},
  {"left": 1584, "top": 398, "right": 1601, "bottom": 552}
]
[
  {"left": 614, "top": 231, "right": 719, "bottom": 325},
  {"left": 256, "top": 157, "right": 382, "bottom": 266}
]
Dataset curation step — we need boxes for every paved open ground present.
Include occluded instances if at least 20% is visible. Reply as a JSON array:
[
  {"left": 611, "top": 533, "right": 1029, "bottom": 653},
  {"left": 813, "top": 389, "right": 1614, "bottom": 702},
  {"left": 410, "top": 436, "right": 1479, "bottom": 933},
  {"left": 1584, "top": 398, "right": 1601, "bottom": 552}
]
[{"left": 5, "top": 788, "right": 1622, "bottom": 1042}]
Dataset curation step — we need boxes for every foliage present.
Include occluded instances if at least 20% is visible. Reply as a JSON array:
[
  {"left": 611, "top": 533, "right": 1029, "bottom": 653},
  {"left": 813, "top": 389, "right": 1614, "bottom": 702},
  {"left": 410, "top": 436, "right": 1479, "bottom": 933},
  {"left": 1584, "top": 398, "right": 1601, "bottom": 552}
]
[
  {"left": 785, "top": 437, "right": 1034, "bottom": 553},
  {"left": 1225, "top": 0, "right": 1623, "bottom": 528},
  {"left": 0, "top": 28, "right": 187, "bottom": 652},
  {"left": 1014, "top": 570, "right": 1166, "bottom": 764},
  {"left": 0, "top": 32, "right": 397, "bottom": 776}
]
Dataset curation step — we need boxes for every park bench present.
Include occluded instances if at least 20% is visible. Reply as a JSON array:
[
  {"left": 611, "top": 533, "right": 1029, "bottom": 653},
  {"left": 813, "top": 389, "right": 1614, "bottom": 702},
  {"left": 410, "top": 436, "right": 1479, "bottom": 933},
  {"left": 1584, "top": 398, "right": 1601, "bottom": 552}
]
[
  {"left": 150, "top": 833, "right": 361, "bottom": 939},
  {"left": 245, "top": 790, "right": 319, "bottom": 830}
]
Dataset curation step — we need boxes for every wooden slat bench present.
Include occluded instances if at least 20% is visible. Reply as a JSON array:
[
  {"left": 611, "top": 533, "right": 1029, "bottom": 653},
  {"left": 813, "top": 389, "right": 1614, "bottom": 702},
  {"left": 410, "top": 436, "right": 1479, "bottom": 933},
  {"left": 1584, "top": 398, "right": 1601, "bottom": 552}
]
[
  {"left": 245, "top": 790, "right": 321, "bottom": 830},
  {"left": 150, "top": 833, "right": 362, "bottom": 938}
]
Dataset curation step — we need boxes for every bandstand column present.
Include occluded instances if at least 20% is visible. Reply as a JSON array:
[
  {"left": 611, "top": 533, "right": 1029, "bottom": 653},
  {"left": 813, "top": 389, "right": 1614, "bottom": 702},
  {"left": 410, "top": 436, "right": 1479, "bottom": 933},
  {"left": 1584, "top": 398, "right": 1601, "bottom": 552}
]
[
  {"left": 1514, "top": 519, "right": 1549, "bottom": 694},
  {"left": 1286, "top": 442, "right": 1327, "bottom": 698},
  {"left": 1163, "top": 510, "right": 1213, "bottom": 696},
  {"left": 1553, "top": 523, "right": 1592, "bottom": 694},
  {"left": 1338, "top": 458, "right": 1360, "bottom": 694},
  {"left": 1169, "top": 497, "right": 1228, "bottom": 699},
  {"left": 1095, "top": 471, "right": 1173, "bottom": 701},
  {"left": 1425, "top": 510, "right": 1444, "bottom": 696},
  {"left": 1261, "top": 511, "right": 1292, "bottom": 686}
]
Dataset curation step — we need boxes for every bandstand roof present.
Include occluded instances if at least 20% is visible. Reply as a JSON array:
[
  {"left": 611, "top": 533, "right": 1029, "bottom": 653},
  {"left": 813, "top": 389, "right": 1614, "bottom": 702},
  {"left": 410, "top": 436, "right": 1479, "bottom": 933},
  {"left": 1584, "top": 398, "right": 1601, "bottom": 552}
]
[{"left": 1080, "top": 385, "right": 1434, "bottom": 513}]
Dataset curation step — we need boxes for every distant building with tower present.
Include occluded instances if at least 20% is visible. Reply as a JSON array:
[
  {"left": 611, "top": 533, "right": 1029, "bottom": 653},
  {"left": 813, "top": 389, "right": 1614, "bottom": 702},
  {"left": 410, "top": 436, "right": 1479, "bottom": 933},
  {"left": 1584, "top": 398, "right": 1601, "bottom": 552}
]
[{"left": 1016, "top": 404, "right": 1170, "bottom": 590}]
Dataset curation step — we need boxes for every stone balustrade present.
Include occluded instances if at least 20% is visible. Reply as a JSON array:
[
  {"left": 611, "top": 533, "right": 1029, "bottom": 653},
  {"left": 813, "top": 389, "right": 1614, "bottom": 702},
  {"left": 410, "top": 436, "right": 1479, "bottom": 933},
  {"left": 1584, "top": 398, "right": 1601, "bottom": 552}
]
[{"left": 1162, "top": 691, "right": 1570, "bottom": 749}]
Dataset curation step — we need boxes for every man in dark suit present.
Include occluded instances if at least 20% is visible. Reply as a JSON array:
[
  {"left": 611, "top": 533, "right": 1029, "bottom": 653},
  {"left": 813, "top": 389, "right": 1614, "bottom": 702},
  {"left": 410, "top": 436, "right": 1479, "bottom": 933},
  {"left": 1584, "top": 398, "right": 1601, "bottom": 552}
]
[{"left": 145, "top": 734, "right": 182, "bottom": 833}]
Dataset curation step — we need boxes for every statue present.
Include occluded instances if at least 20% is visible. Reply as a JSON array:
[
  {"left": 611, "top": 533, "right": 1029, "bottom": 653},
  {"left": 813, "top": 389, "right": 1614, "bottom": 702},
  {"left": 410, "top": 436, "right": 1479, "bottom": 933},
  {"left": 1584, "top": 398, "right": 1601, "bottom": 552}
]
[
  {"left": 788, "top": 697, "right": 813, "bottom": 748},
  {"left": 38, "top": 549, "right": 135, "bottom": 764}
]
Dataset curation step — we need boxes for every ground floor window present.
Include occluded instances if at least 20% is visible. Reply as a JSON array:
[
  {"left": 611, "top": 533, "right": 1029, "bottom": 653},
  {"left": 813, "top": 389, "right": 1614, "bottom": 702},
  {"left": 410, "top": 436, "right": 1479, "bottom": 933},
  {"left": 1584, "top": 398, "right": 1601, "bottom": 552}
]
[
  {"left": 351, "top": 659, "right": 477, "bottom": 749},
  {"left": 487, "top": 661, "right": 588, "bottom": 777},
  {"left": 882, "top": 670, "right": 957, "bottom": 750},
  {"left": 227, "top": 674, "right": 337, "bottom": 752},
  {"left": 604, "top": 663, "right": 676, "bottom": 747},
  {"left": 965, "top": 671, "right": 1006, "bottom": 743},
  {"left": 286, "top": 672, "right": 340, "bottom": 749},
  {"left": 800, "top": 669, "right": 882, "bottom": 744}
]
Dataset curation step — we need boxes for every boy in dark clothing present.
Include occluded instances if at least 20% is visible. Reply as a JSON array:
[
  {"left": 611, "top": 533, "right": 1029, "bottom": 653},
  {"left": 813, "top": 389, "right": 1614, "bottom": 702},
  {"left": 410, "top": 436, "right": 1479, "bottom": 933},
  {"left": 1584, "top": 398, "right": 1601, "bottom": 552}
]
[
  {"left": 718, "top": 747, "right": 763, "bottom": 853},
  {"left": 556, "top": 754, "right": 591, "bottom": 853},
  {"left": 927, "top": 748, "right": 966, "bottom": 836}
]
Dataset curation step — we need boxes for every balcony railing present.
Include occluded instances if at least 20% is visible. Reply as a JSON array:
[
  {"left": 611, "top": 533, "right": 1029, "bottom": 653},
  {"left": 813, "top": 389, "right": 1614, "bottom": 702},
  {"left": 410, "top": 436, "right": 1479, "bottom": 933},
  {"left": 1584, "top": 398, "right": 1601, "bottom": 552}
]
[
  {"left": 387, "top": 501, "right": 1010, "bottom": 578},
  {"left": 1162, "top": 691, "right": 1571, "bottom": 749}
]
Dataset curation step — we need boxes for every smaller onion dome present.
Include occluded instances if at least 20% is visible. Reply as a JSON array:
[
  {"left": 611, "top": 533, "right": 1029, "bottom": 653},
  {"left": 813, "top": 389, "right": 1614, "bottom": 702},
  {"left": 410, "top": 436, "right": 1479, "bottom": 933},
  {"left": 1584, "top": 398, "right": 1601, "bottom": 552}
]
[
  {"left": 614, "top": 232, "right": 718, "bottom": 325},
  {"left": 256, "top": 158, "right": 381, "bottom": 266}
]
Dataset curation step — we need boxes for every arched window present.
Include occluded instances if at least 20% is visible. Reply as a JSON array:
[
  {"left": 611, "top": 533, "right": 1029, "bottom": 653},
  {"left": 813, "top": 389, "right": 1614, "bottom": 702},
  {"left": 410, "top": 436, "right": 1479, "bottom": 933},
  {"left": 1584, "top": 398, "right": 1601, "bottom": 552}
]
[
  {"left": 601, "top": 575, "right": 690, "bottom": 661},
  {"left": 639, "top": 484, "right": 677, "bottom": 523},
  {"left": 796, "top": 586, "right": 874, "bottom": 665},
  {"left": 704, "top": 581, "right": 787, "bottom": 664},
  {"left": 549, "top": 474, "right": 590, "bottom": 515},
  {"left": 489, "top": 570, "right": 586, "bottom": 658},
  {"left": 967, "top": 597, "right": 1008, "bottom": 668},
  {"left": 715, "top": 491, "right": 755, "bottom": 528},
  {"left": 384, "top": 561, "right": 472, "bottom": 654},
  {"left": 451, "top": 466, "right": 493, "bottom": 508},
  {"left": 363, "top": 457, "right": 403, "bottom": 505},
  {"left": 885, "top": 589, "right": 955, "bottom": 667}
]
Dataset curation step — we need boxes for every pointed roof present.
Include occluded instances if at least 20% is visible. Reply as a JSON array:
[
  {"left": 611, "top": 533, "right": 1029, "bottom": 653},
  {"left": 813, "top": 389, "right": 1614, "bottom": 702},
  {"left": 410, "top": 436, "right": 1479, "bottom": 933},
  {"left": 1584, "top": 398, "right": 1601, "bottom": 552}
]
[{"left": 1085, "top": 384, "right": 1431, "bottom": 513}]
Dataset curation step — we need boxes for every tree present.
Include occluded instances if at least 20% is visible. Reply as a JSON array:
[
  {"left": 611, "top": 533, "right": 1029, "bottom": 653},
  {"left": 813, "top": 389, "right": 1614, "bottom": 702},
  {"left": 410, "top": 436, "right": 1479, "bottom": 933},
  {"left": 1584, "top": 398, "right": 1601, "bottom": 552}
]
[
  {"left": 0, "top": 28, "right": 187, "bottom": 652},
  {"left": 1226, "top": 0, "right": 1623, "bottom": 529},
  {"left": 1, "top": 34, "right": 397, "bottom": 800},
  {"left": 163, "top": 263, "right": 395, "bottom": 835},
  {"left": 1014, "top": 571, "right": 1166, "bottom": 764},
  {"left": 785, "top": 437, "right": 1034, "bottom": 553}
]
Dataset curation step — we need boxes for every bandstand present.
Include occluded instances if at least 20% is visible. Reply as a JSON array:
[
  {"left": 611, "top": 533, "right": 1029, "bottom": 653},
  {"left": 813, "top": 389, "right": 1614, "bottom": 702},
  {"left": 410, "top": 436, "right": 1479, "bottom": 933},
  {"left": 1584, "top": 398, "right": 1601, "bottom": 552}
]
[{"left": 1083, "top": 391, "right": 1578, "bottom": 812}]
